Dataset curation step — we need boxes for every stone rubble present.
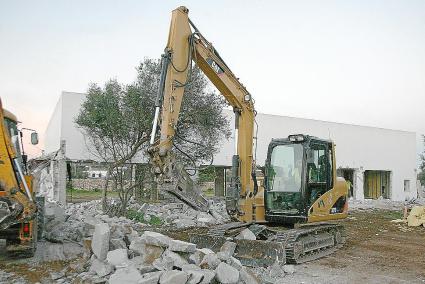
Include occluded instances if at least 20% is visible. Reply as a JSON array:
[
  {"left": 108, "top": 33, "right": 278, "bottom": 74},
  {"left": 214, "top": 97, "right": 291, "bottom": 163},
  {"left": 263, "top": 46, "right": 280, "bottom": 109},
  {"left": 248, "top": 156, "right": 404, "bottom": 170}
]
[{"left": 36, "top": 199, "right": 296, "bottom": 283}]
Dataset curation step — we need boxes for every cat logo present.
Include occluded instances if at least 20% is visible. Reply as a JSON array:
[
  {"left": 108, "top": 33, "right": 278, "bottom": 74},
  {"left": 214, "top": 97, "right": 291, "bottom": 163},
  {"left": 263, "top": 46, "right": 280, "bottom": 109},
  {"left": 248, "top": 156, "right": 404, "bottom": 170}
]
[{"left": 206, "top": 58, "right": 224, "bottom": 75}]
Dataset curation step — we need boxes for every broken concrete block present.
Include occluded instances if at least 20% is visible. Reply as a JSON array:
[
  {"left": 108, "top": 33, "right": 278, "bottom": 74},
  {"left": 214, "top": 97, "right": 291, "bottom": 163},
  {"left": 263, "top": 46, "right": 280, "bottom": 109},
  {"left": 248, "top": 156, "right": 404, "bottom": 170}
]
[
  {"left": 106, "top": 249, "right": 129, "bottom": 268},
  {"left": 159, "top": 270, "right": 188, "bottom": 284},
  {"left": 168, "top": 239, "right": 197, "bottom": 253},
  {"left": 215, "top": 262, "right": 239, "bottom": 284},
  {"left": 200, "top": 269, "right": 216, "bottom": 284},
  {"left": 186, "top": 269, "right": 205, "bottom": 284},
  {"left": 91, "top": 223, "right": 110, "bottom": 261},
  {"left": 162, "top": 249, "right": 188, "bottom": 269},
  {"left": 140, "top": 231, "right": 171, "bottom": 247},
  {"left": 110, "top": 238, "right": 127, "bottom": 250},
  {"left": 173, "top": 219, "right": 196, "bottom": 229},
  {"left": 108, "top": 266, "right": 143, "bottom": 284},
  {"left": 200, "top": 253, "right": 221, "bottom": 270},
  {"left": 189, "top": 248, "right": 214, "bottom": 265},
  {"left": 283, "top": 264, "right": 295, "bottom": 274},
  {"left": 83, "top": 215, "right": 101, "bottom": 237},
  {"left": 219, "top": 241, "right": 237, "bottom": 260},
  {"left": 139, "top": 271, "right": 163, "bottom": 284},
  {"left": 153, "top": 256, "right": 174, "bottom": 271},
  {"left": 138, "top": 264, "right": 157, "bottom": 274},
  {"left": 235, "top": 228, "right": 256, "bottom": 241},
  {"left": 182, "top": 264, "right": 202, "bottom": 272},
  {"left": 239, "top": 267, "right": 261, "bottom": 284},
  {"left": 129, "top": 238, "right": 164, "bottom": 265},
  {"left": 226, "top": 256, "right": 242, "bottom": 271},
  {"left": 89, "top": 258, "right": 113, "bottom": 278}
]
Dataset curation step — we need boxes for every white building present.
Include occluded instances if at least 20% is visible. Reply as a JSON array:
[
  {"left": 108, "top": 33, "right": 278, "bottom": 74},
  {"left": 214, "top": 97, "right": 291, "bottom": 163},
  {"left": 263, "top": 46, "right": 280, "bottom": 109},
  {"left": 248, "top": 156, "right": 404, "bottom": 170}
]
[{"left": 45, "top": 91, "right": 418, "bottom": 201}]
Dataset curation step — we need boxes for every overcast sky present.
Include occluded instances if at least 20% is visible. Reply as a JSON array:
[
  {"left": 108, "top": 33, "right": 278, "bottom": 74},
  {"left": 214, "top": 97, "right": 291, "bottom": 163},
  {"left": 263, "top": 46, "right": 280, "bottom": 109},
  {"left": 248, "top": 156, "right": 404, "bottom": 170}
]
[{"left": 1, "top": 0, "right": 424, "bottom": 159}]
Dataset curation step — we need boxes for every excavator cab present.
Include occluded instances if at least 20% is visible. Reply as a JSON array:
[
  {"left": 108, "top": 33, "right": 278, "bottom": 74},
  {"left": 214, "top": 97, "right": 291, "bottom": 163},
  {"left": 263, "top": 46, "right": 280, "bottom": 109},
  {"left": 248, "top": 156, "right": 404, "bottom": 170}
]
[{"left": 264, "top": 134, "right": 348, "bottom": 225}]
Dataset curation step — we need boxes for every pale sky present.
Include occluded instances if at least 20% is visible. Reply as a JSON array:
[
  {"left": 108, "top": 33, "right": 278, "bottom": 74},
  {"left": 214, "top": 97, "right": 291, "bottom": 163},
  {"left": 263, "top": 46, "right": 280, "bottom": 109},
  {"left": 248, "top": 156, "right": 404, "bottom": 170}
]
[{"left": 1, "top": 0, "right": 424, "bottom": 159}]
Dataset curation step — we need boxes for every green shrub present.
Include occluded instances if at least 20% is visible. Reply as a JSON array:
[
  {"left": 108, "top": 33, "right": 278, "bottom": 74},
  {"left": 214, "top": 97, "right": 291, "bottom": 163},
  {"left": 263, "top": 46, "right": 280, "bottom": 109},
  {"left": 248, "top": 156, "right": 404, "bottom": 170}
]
[{"left": 126, "top": 209, "right": 163, "bottom": 226}]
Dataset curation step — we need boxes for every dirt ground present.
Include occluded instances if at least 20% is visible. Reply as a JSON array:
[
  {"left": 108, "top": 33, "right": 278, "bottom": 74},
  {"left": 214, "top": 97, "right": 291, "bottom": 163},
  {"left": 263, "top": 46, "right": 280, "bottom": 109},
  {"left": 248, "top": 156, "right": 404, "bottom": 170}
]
[
  {"left": 286, "top": 209, "right": 425, "bottom": 284},
  {"left": 0, "top": 208, "right": 424, "bottom": 283}
]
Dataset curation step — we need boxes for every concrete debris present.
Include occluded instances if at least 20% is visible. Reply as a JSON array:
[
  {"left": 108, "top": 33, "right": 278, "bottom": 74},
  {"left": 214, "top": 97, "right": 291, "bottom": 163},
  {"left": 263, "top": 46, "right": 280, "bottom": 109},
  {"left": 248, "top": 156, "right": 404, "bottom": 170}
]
[
  {"left": 108, "top": 266, "right": 143, "bottom": 284},
  {"left": 240, "top": 267, "right": 261, "bottom": 284},
  {"left": 110, "top": 238, "right": 127, "bottom": 250},
  {"left": 407, "top": 206, "right": 425, "bottom": 227},
  {"left": 227, "top": 256, "right": 243, "bottom": 271},
  {"left": 169, "top": 239, "right": 197, "bottom": 253},
  {"left": 126, "top": 197, "right": 230, "bottom": 228},
  {"left": 349, "top": 199, "right": 404, "bottom": 211},
  {"left": 218, "top": 241, "right": 237, "bottom": 261},
  {"left": 186, "top": 269, "right": 205, "bottom": 284},
  {"left": 283, "top": 264, "right": 296, "bottom": 274},
  {"left": 200, "top": 252, "right": 221, "bottom": 270},
  {"left": 153, "top": 256, "right": 175, "bottom": 271},
  {"left": 91, "top": 223, "right": 110, "bottom": 260},
  {"left": 89, "top": 257, "right": 114, "bottom": 277},
  {"left": 159, "top": 270, "right": 189, "bottom": 284},
  {"left": 139, "top": 271, "right": 163, "bottom": 284},
  {"left": 189, "top": 248, "right": 215, "bottom": 266},
  {"left": 106, "top": 248, "right": 129, "bottom": 268},
  {"left": 140, "top": 231, "right": 172, "bottom": 247},
  {"left": 34, "top": 199, "right": 296, "bottom": 284},
  {"left": 235, "top": 228, "right": 257, "bottom": 241},
  {"left": 215, "top": 262, "right": 240, "bottom": 284},
  {"left": 161, "top": 249, "right": 189, "bottom": 269}
]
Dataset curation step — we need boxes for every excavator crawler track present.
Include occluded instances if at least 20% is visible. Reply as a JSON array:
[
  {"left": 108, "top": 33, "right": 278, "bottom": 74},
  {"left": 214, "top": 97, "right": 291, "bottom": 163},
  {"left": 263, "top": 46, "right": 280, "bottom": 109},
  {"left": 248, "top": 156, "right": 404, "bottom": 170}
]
[
  {"left": 190, "top": 222, "right": 345, "bottom": 266},
  {"left": 274, "top": 223, "right": 346, "bottom": 264}
]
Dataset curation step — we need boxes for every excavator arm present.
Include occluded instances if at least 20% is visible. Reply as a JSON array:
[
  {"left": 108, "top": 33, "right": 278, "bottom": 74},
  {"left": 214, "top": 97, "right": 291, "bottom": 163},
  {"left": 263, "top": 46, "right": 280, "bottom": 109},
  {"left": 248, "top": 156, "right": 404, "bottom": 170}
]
[{"left": 149, "top": 7, "right": 258, "bottom": 220}]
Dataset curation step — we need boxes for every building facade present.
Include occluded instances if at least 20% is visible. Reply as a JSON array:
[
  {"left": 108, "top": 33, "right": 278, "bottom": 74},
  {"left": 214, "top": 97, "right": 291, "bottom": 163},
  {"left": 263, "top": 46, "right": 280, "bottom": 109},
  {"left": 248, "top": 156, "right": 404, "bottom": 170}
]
[{"left": 45, "top": 91, "right": 418, "bottom": 201}]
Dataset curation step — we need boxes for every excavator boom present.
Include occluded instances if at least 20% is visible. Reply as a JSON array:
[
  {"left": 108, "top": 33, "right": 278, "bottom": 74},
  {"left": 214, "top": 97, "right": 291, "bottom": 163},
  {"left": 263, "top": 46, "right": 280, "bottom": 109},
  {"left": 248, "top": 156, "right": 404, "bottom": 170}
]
[{"left": 149, "top": 7, "right": 257, "bottom": 220}]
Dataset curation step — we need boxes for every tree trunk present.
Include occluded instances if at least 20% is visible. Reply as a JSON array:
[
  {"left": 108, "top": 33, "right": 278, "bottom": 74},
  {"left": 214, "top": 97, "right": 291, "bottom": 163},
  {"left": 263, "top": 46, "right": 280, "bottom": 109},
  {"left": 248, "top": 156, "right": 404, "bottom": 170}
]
[{"left": 102, "top": 167, "right": 112, "bottom": 211}]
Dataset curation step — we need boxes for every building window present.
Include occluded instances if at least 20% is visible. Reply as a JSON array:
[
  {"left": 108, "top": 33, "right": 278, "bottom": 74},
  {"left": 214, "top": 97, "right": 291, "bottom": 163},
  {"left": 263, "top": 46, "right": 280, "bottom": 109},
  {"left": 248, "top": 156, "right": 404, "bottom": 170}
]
[
  {"left": 404, "top": 180, "right": 410, "bottom": 192},
  {"left": 92, "top": 173, "right": 95, "bottom": 178}
]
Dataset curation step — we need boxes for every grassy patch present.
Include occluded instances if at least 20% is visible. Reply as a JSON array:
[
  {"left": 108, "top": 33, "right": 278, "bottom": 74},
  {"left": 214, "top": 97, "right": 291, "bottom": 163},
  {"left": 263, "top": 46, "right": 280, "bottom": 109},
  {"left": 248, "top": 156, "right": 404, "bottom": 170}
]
[
  {"left": 381, "top": 210, "right": 404, "bottom": 220},
  {"left": 126, "top": 209, "right": 163, "bottom": 226},
  {"left": 203, "top": 187, "right": 215, "bottom": 197},
  {"left": 66, "top": 188, "right": 118, "bottom": 201}
]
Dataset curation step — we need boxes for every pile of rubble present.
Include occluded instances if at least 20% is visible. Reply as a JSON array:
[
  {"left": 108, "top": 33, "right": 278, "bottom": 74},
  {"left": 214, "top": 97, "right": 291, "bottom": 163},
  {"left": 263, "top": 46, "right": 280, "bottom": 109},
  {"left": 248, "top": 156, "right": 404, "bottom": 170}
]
[
  {"left": 39, "top": 199, "right": 296, "bottom": 283},
  {"left": 70, "top": 227, "right": 264, "bottom": 284},
  {"left": 126, "top": 197, "right": 230, "bottom": 229},
  {"left": 43, "top": 197, "right": 229, "bottom": 246},
  {"left": 348, "top": 197, "right": 425, "bottom": 211}
]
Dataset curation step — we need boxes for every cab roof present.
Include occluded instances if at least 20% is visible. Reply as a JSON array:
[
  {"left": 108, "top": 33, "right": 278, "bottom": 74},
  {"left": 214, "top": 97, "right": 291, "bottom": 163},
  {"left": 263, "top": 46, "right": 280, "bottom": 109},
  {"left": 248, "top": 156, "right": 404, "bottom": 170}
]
[{"left": 3, "top": 109, "right": 18, "bottom": 123}]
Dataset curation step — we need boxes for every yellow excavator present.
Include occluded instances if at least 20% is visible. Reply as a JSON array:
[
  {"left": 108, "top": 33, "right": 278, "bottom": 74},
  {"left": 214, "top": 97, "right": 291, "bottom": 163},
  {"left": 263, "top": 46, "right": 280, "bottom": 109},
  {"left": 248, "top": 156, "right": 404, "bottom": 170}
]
[
  {"left": 0, "top": 98, "right": 39, "bottom": 257},
  {"left": 148, "top": 6, "right": 348, "bottom": 265}
]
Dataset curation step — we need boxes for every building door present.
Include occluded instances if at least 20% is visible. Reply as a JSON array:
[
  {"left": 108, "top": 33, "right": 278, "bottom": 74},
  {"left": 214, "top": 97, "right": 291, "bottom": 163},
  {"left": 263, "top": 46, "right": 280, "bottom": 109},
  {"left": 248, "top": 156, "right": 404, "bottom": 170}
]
[{"left": 364, "top": 170, "right": 391, "bottom": 199}]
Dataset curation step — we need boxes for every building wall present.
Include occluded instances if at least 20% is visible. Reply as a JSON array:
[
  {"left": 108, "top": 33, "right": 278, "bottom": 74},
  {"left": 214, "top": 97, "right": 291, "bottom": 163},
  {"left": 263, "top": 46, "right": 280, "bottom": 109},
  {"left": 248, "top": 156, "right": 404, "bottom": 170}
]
[
  {"left": 60, "top": 92, "right": 96, "bottom": 161},
  {"left": 214, "top": 110, "right": 417, "bottom": 201},
  {"left": 44, "top": 95, "right": 63, "bottom": 154},
  {"left": 45, "top": 94, "right": 417, "bottom": 201},
  {"left": 45, "top": 91, "right": 97, "bottom": 161}
]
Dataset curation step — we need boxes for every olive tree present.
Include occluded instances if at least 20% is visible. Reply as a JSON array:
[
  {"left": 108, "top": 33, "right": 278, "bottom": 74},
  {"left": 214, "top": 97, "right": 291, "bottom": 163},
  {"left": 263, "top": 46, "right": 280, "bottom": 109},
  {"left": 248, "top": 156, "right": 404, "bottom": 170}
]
[{"left": 76, "top": 58, "right": 230, "bottom": 214}]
